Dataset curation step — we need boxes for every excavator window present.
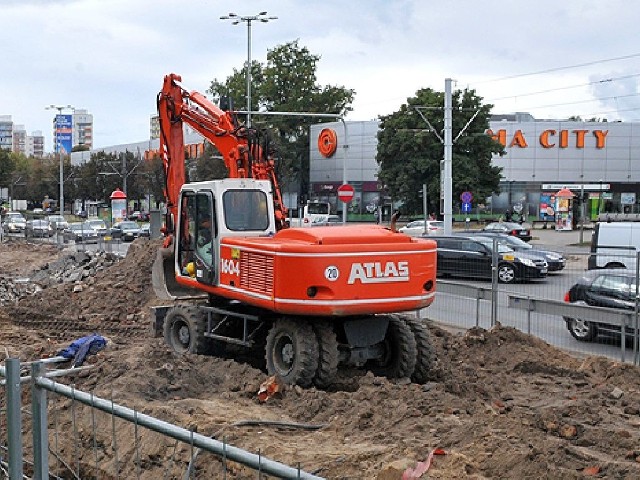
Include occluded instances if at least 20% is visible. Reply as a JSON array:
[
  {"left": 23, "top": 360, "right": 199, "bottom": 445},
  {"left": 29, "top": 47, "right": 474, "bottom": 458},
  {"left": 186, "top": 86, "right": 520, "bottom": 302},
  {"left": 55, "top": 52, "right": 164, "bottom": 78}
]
[
  {"left": 178, "top": 191, "right": 216, "bottom": 281},
  {"left": 223, "top": 190, "right": 269, "bottom": 231}
]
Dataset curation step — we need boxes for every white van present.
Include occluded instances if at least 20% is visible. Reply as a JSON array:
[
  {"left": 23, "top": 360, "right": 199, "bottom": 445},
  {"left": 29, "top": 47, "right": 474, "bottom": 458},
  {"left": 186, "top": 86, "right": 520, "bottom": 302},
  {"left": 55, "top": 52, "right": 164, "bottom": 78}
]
[{"left": 588, "top": 222, "right": 640, "bottom": 270}]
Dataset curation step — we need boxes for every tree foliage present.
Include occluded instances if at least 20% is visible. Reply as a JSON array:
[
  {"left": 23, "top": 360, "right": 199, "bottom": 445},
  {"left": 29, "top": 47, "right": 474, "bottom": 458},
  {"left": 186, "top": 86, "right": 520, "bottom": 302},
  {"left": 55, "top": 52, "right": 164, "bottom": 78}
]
[
  {"left": 376, "top": 88, "right": 504, "bottom": 215},
  {"left": 208, "top": 40, "right": 354, "bottom": 197},
  {"left": 0, "top": 149, "right": 16, "bottom": 189}
]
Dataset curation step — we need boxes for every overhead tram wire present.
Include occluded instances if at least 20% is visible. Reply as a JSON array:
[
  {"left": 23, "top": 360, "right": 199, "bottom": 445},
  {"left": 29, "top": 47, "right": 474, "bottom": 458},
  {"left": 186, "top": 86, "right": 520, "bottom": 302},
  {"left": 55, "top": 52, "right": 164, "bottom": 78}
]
[
  {"left": 494, "top": 92, "right": 640, "bottom": 113},
  {"left": 471, "top": 52, "right": 640, "bottom": 84},
  {"left": 486, "top": 72, "right": 640, "bottom": 102}
]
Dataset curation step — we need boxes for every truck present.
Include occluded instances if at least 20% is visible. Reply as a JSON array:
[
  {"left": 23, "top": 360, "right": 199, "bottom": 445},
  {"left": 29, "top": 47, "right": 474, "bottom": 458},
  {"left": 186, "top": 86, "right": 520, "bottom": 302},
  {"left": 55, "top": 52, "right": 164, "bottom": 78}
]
[
  {"left": 588, "top": 221, "right": 640, "bottom": 270},
  {"left": 287, "top": 201, "right": 340, "bottom": 227},
  {"left": 151, "top": 73, "right": 438, "bottom": 388}
]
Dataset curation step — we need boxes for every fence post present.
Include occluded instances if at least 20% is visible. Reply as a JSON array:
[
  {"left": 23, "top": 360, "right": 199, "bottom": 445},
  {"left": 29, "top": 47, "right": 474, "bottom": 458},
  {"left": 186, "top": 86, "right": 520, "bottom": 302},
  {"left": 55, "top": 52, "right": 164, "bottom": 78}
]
[
  {"left": 31, "top": 361, "right": 49, "bottom": 480},
  {"left": 491, "top": 238, "right": 499, "bottom": 327},
  {"left": 635, "top": 254, "right": 640, "bottom": 366},
  {"left": 5, "top": 358, "right": 23, "bottom": 480}
]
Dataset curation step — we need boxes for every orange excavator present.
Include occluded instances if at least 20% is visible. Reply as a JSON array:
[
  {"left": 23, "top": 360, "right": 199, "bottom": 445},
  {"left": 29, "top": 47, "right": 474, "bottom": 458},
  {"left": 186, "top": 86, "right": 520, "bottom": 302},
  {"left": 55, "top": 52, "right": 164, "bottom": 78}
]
[{"left": 151, "top": 73, "right": 438, "bottom": 388}]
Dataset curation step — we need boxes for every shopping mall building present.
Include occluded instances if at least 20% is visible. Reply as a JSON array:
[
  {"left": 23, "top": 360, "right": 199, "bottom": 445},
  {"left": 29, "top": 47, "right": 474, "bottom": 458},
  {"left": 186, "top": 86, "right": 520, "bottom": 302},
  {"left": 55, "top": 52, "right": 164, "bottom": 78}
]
[{"left": 308, "top": 114, "right": 640, "bottom": 223}]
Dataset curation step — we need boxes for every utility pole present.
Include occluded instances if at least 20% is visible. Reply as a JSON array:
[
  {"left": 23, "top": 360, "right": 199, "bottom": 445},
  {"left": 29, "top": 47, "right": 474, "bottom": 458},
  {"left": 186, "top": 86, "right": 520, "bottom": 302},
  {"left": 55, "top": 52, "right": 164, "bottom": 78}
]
[
  {"left": 46, "top": 104, "right": 74, "bottom": 216},
  {"left": 443, "top": 78, "right": 453, "bottom": 235}
]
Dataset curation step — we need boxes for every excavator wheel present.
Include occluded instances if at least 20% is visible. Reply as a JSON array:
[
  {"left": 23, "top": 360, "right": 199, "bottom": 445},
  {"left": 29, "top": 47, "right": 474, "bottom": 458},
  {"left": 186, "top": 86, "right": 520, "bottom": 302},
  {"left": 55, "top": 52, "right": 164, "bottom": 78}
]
[
  {"left": 163, "top": 305, "right": 211, "bottom": 355},
  {"left": 370, "top": 315, "right": 417, "bottom": 379},
  {"left": 265, "top": 318, "right": 319, "bottom": 388},
  {"left": 312, "top": 321, "right": 339, "bottom": 389},
  {"left": 401, "top": 315, "right": 436, "bottom": 384}
]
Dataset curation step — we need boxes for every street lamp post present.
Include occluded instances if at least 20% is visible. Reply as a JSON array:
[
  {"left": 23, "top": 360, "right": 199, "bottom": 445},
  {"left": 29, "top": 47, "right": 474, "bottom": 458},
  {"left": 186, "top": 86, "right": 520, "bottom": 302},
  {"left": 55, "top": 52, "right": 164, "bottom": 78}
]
[
  {"left": 46, "top": 104, "right": 74, "bottom": 216},
  {"left": 220, "top": 11, "right": 277, "bottom": 128}
]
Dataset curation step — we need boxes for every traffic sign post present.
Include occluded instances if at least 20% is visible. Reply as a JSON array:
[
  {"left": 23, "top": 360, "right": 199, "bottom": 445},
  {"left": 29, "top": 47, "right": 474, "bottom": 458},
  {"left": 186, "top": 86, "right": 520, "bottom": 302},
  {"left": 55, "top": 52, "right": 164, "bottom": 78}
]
[{"left": 337, "top": 184, "right": 355, "bottom": 203}]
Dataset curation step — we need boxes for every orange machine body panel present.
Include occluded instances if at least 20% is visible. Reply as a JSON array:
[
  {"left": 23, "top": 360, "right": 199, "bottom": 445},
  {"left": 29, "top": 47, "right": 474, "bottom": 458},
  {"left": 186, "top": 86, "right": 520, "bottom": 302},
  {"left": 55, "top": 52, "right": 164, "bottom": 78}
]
[{"left": 176, "top": 224, "right": 437, "bottom": 316}]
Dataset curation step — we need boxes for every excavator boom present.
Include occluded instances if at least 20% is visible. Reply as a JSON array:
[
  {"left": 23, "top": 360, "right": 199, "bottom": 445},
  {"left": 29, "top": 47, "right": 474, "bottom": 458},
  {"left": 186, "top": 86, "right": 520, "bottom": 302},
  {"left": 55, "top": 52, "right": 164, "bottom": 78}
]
[{"left": 157, "top": 73, "right": 287, "bottom": 236}]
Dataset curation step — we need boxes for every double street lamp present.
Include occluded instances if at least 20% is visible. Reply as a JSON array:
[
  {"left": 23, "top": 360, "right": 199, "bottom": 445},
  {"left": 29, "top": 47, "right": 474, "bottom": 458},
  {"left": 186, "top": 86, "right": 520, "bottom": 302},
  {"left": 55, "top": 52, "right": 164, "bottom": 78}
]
[
  {"left": 46, "top": 104, "right": 74, "bottom": 216},
  {"left": 220, "top": 11, "right": 277, "bottom": 128}
]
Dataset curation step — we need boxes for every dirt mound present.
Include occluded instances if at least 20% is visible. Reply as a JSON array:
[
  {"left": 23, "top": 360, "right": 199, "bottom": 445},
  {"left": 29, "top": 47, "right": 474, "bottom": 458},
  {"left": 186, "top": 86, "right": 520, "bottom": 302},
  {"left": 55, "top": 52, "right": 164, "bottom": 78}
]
[
  {"left": 3, "top": 240, "right": 640, "bottom": 478},
  {"left": 3, "top": 239, "right": 163, "bottom": 339}
]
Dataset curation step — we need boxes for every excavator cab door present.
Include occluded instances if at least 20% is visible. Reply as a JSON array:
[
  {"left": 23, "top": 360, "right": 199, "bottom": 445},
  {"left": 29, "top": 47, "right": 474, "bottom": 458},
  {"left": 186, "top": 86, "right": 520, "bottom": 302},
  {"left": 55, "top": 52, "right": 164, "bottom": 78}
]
[{"left": 177, "top": 190, "right": 217, "bottom": 286}]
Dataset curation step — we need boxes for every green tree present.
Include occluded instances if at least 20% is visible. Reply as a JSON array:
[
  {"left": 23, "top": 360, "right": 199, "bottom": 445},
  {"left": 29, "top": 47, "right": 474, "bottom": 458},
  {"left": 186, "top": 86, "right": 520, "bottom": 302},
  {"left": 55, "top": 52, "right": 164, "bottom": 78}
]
[
  {"left": 208, "top": 40, "right": 354, "bottom": 198},
  {"left": 377, "top": 88, "right": 504, "bottom": 216},
  {"left": 194, "top": 141, "right": 228, "bottom": 181},
  {"left": 0, "top": 149, "right": 16, "bottom": 191}
]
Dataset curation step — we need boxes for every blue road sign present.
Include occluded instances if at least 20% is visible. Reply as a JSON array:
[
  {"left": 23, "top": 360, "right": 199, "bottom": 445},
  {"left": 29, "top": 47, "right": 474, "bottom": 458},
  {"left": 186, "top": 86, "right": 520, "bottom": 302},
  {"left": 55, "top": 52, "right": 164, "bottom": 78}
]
[{"left": 462, "top": 202, "right": 472, "bottom": 212}]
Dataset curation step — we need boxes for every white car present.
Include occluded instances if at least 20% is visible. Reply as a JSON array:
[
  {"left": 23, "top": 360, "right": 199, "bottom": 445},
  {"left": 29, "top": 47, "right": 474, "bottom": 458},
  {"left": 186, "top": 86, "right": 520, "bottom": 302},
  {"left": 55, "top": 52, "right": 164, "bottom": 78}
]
[
  {"left": 2, "top": 212, "right": 27, "bottom": 234},
  {"left": 399, "top": 220, "right": 444, "bottom": 237},
  {"left": 84, "top": 218, "right": 109, "bottom": 236}
]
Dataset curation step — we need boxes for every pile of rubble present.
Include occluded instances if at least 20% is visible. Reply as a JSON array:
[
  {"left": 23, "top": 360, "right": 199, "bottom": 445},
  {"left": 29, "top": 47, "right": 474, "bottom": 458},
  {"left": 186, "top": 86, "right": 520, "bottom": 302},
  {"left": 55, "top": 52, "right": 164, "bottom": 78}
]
[
  {"left": 0, "top": 277, "right": 41, "bottom": 306},
  {"left": 0, "top": 249, "right": 121, "bottom": 306},
  {"left": 29, "top": 250, "right": 120, "bottom": 288}
]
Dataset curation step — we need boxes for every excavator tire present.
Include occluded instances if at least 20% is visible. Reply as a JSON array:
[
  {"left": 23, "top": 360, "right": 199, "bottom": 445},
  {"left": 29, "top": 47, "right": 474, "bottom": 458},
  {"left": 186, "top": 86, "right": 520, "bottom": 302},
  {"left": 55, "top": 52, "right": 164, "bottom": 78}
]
[
  {"left": 312, "top": 321, "right": 339, "bottom": 389},
  {"left": 163, "top": 305, "right": 211, "bottom": 355},
  {"left": 370, "top": 315, "right": 417, "bottom": 379},
  {"left": 401, "top": 315, "right": 436, "bottom": 384},
  {"left": 265, "top": 318, "right": 319, "bottom": 388}
]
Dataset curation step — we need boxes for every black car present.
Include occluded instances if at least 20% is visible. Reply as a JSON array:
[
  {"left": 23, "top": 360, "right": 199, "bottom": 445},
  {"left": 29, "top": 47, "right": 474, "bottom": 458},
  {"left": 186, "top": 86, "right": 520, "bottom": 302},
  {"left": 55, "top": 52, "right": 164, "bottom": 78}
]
[
  {"left": 433, "top": 235, "right": 548, "bottom": 283},
  {"left": 471, "top": 232, "right": 566, "bottom": 272},
  {"left": 483, "top": 221, "right": 532, "bottom": 242},
  {"left": 563, "top": 269, "right": 638, "bottom": 342}
]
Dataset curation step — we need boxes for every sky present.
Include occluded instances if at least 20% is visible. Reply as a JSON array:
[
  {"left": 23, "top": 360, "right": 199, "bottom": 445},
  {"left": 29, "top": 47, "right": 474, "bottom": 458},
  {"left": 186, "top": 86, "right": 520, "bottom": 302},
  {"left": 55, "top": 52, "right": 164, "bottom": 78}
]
[{"left": 2, "top": 0, "right": 640, "bottom": 152}]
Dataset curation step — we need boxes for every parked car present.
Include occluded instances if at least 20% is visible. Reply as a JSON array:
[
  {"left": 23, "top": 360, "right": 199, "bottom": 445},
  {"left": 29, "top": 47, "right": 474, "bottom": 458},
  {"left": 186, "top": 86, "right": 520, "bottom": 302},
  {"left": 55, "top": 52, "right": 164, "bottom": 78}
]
[
  {"left": 471, "top": 232, "right": 566, "bottom": 272},
  {"left": 46, "top": 214, "right": 69, "bottom": 231},
  {"left": 128, "top": 211, "right": 150, "bottom": 222},
  {"left": 139, "top": 223, "right": 151, "bottom": 238},
  {"left": 84, "top": 218, "right": 108, "bottom": 236},
  {"left": 433, "top": 235, "right": 547, "bottom": 283},
  {"left": 25, "top": 219, "right": 54, "bottom": 238},
  {"left": 2, "top": 212, "right": 27, "bottom": 234},
  {"left": 32, "top": 208, "right": 45, "bottom": 216},
  {"left": 63, "top": 222, "right": 99, "bottom": 243},
  {"left": 563, "top": 269, "right": 637, "bottom": 342},
  {"left": 483, "top": 221, "right": 532, "bottom": 242},
  {"left": 110, "top": 221, "right": 141, "bottom": 242},
  {"left": 399, "top": 220, "right": 445, "bottom": 237}
]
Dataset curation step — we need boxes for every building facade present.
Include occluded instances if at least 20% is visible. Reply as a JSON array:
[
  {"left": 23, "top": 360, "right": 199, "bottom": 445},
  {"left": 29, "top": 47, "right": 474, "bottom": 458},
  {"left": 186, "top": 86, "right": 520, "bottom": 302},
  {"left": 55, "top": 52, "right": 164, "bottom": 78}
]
[
  {"left": 72, "top": 109, "right": 93, "bottom": 149},
  {"left": 309, "top": 116, "right": 640, "bottom": 220},
  {"left": 27, "top": 131, "right": 45, "bottom": 158},
  {"left": 12, "top": 125, "right": 26, "bottom": 155},
  {"left": 0, "top": 115, "right": 13, "bottom": 151}
]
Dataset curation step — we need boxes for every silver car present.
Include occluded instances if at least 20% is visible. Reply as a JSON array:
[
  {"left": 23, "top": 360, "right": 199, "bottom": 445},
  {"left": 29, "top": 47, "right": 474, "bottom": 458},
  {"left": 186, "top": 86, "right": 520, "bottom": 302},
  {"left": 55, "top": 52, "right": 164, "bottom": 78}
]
[{"left": 399, "top": 220, "right": 444, "bottom": 236}]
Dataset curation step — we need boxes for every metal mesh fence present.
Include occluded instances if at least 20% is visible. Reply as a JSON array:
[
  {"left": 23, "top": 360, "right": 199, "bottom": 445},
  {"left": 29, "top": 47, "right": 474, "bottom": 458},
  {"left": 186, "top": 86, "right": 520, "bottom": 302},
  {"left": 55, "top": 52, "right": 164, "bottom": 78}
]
[
  {"left": 1, "top": 359, "right": 323, "bottom": 479},
  {"left": 421, "top": 247, "right": 640, "bottom": 365}
]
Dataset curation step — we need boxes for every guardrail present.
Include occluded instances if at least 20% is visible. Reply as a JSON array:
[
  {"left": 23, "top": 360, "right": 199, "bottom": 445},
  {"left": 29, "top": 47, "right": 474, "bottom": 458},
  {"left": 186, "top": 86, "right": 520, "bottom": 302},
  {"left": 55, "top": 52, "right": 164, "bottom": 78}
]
[{"left": 431, "top": 276, "right": 640, "bottom": 364}]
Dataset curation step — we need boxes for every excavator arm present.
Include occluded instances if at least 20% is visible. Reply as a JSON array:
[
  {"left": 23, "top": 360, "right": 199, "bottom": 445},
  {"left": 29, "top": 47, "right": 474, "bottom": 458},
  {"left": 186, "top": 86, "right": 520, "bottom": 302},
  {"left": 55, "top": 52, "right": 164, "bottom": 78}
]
[{"left": 157, "top": 73, "right": 288, "bottom": 236}]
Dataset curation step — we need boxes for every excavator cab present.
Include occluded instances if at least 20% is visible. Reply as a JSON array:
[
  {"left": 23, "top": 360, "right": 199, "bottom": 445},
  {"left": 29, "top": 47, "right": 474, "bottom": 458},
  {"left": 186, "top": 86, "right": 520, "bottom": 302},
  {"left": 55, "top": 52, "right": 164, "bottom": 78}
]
[
  {"left": 152, "top": 179, "right": 276, "bottom": 300},
  {"left": 176, "top": 190, "right": 216, "bottom": 285}
]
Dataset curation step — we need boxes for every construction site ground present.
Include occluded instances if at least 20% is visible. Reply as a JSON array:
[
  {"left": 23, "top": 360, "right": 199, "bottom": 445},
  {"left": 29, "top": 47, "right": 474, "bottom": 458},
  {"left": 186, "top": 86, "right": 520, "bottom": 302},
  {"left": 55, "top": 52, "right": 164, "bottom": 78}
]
[{"left": 2, "top": 238, "right": 640, "bottom": 479}]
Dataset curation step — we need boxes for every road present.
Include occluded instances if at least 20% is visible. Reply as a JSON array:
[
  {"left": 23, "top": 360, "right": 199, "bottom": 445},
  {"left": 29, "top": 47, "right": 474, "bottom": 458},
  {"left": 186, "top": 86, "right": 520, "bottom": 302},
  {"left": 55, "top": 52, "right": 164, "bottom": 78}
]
[{"left": 421, "top": 226, "right": 640, "bottom": 364}]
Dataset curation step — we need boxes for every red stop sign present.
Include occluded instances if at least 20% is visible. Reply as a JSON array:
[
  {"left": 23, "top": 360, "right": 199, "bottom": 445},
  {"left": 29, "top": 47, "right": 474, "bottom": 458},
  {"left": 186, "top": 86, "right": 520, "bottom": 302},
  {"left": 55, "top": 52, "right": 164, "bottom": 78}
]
[{"left": 337, "top": 184, "right": 355, "bottom": 203}]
